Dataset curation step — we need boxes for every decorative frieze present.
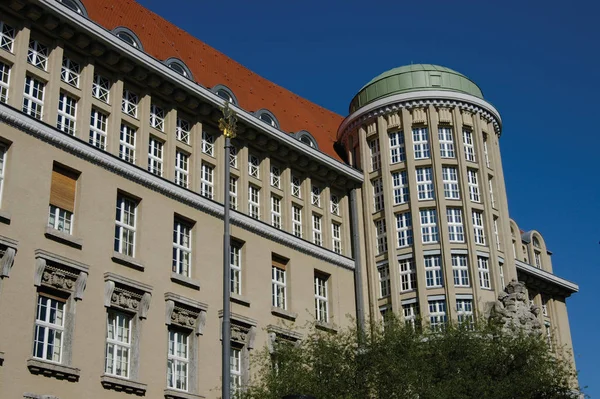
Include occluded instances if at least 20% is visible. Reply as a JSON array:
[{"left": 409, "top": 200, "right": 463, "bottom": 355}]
[
  {"left": 33, "top": 251, "right": 88, "bottom": 300},
  {"left": 104, "top": 273, "right": 152, "bottom": 319},
  {"left": 266, "top": 325, "right": 302, "bottom": 354},
  {"left": 411, "top": 108, "right": 427, "bottom": 124},
  {"left": 366, "top": 122, "right": 377, "bottom": 137},
  {"left": 164, "top": 292, "right": 208, "bottom": 336}
]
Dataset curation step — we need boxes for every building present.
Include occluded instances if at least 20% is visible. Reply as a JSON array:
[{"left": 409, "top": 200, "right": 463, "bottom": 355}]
[{"left": 0, "top": 0, "right": 577, "bottom": 399}]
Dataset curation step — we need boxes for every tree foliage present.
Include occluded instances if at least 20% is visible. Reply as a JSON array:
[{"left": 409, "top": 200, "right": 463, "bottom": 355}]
[{"left": 242, "top": 318, "right": 581, "bottom": 399}]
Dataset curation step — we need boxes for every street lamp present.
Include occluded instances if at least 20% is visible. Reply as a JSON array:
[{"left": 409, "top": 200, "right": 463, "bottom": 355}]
[{"left": 219, "top": 102, "right": 237, "bottom": 399}]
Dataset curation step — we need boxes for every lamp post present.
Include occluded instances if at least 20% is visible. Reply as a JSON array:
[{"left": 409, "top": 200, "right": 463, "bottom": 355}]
[{"left": 219, "top": 102, "right": 237, "bottom": 399}]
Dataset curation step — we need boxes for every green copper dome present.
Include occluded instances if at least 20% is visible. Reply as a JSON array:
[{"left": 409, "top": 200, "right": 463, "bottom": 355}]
[{"left": 349, "top": 64, "right": 484, "bottom": 113}]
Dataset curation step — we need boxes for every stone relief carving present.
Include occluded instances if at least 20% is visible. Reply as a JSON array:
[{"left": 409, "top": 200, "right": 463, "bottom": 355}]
[
  {"left": 488, "top": 279, "right": 542, "bottom": 335},
  {"left": 33, "top": 258, "right": 87, "bottom": 299},
  {"left": 411, "top": 108, "right": 427, "bottom": 124},
  {"left": 462, "top": 110, "right": 474, "bottom": 126},
  {"left": 104, "top": 280, "right": 151, "bottom": 319},
  {"left": 165, "top": 298, "right": 207, "bottom": 335},
  {"left": 0, "top": 247, "right": 16, "bottom": 278},
  {"left": 437, "top": 107, "right": 452, "bottom": 124},
  {"left": 387, "top": 112, "right": 401, "bottom": 129}
]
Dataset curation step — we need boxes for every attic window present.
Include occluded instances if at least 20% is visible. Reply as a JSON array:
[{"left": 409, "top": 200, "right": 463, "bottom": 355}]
[
  {"left": 212, "top": 85, "right": 238, "bottom": 105},
  {"left": 533, "top": 237, "right": 541, "bottom": 248},
  {"left": 295, "top": 130, "right": 318, "bottom": 150},
  {"left": 57, "top": 0, "right": 87, "bottom": 16},
  {"left": 255, "top": 109, "right": 279, "bottom": 128},
  {"left": 112, "top": 27, "right": 143, "bottom": 50},
  {"left": 165, "top": 58, "right": 193, "bottom": 79}
]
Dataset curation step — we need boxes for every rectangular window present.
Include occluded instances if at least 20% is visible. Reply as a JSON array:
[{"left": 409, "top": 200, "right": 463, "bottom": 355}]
[
  {"left": 424, "top": 255, "right": 443, "bottom": 288},
  {"left": 56, "top": 92, "right": 77, "bottom": 135},
  {"left": 147, "top": 137, "right": 163, "bottom": 176},
  {"left": 311, "top": 185, "right": 321, "bottom": 207},
  {"left": 176, "top": 117, "right": 190, "bottom": 144},
  {"left": 23, "top": 75, "right": 44, "bottom": 120},
  {"left": 0, "top": 61, "right": 9, "bottom": 103},
  {"left": 489, "top": 178, "right": 496, "bottom": 208},
  {"left": 535, "top": 251, "right": 542, "bottom": 269},
  {"left": 272, "top": 257, "right": 287, "bottom": 309},
  {"left": 248, "top": 185, "right": 260, "bottom": 219},
  {"left": 330, "top": 194, "right": 340, "bottom": 215},
  {"left": 230, "top": 243, "right": 242, "bottom": 295},
  {"left": 292, "top": 205, "right": 302, "bottom": 238},
  {"left": 229, "top": 177, "right": 238, "bottom": 210},
  {"left": 395, "top": 211, "right": 413, "bottom": 248},
  {"left": 413, "top": 127, "right": 430, "bottom": 159},
  {"left": 456, "top": 299, "right": 474, "bottom": 329},
  {"left": 494, "top": 218, "right": 501, "bottom": 251},
  {"left": 420, "top": 209, "right": 438, "bottom": 243},
  {"left": 172, "top": 219, "right": 192, "bottom": 277},
  {"left": 230, "top": 347, "right": 242, "bottom": 394},
  {"left": 175, "top": 150, "right": 189, "bottom": 188},
  {"left": 200, "top": 163, "right": 214, "bottom": 199},
  {"left": 248, "top": 154, "right": 260, "bottom": 178},
  {"left": 167, "top": 330, "right": 189, "bottom": 391},
  {"left": 105, "top": 310, "right": 132, "bottom": 378},
  {"left": 202, "top": 131, "right": 214, "bottom": 156},
  {"left": 312, "top": 214, "right": 322, "bottom": 246},
  {"left": 229, "top": 146, "right": 238, "bottom": 169},
  {"left": 119, "top": 124, "right": 136, "bottom": 163},
  {"left": 373, "top": 178, "right": 384, "bottom": 212},
  {"left": 0, "top": 21, "right": 16, "bottom": 52},
  {"left": 0, "top": 143, "right": 5, "bottom": 207},
  {"left": 467, "top": 169, "right": 480, "bottom": 202},
  {"left": 375, "top": 219, "right": 387, "bottom": 254},
  {"left": 447, "top": 208, "right": 465, "bottom": 242},
  {"left": 270, "top": 165, "right": 281, "bottom": 189},
  {"left": 403, "top": 302, "right": 419, "bottom": 329},
  {"left": 452, "top": 254, "right": 469, "bottom": 287},
  {"left": 92, "top": 74, "right": 110, "bottom": 103},
  {"left": 499, "top": 262, "right": 505, "bottom": 288},
  {"left": 61, "top": 56, "right": 80, "bottom": 87},
  {"left": 48, "top": 166, "right": 77, "bottom": 234},
  {"left": 428, "top": 300, "right": 447, "bottom": 332},
  {"left": 399, "top": 258, "right": 416, "bottom": 292},
  {"left": 478, "top": 256, "right": 491, "bottom": 289},
  {"left": 271, "top": 196, "right": 281, "bottom": 229},
  {"left": 291, "top": 174, "right": 302, "bottom": 198},
  {"left": 438, "top": 127, "right": 455, "bottom": 158},
  {"left": 389, "top": 131, "right": 406, "bottom": 163},
  {"left": 114, "top": 195, "right": 137, "bottom": 257},
  {"left": 89, "top": 108, "right": 108, "bottom": 150},
  {"left": 392, "top": 171, "right": 409, "bottom": 204},
  {"left": 314, "top": 273, "right": 329, "bottom": 322},
  {"left": 33, "top": 295, "right": 65, "bottom": 362},
  {"left": 483, "top": 135, "right": 490, "bottom": 168},
  {"left": 149, "top": 104, "right": 165, "bottom": 132},
  {"left": 416, "top": 167, "right": 434, "bottom": 200},
  {"left": 122, "top": 89, "right": 138, "bottom": 118},
  {"left": 369, "top": 138, "right": 381, "bottom": 171},
  {"left": 27, "top": 39, "right": 49, "bottom": 70},
  {"left": 463, "top": 129, "right": 476, "bottom": 162},
  {"left": 442, "top": 167, "right": 460, "bottom": 199},
  {"left": 378, "top": 264, "right": 390, "bottom": 298},
  {"left": 472, "top": 211, "right": 485, "bottom": 245},
  {"left": 332, "top": 223, "right": 342, "bottom": 254}
]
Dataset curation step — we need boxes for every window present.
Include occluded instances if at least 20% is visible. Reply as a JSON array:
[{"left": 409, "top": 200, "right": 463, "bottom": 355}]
[
  {"left": 167, "top": 330, "right": 189, "bottom": 391},
  {"left": 438, "top": 127, "right": 455, "bottom": 158},
  {"left": 463, "top": 129, "right": 476, "bottom": 162},
  {"left": 452, "top": 255, "right": 469, "bottom": 287},
  {"left": 56, "top": 92, "right": 77, "bottom": 135},
  {"left": 28, "top": 40, "right": 49, "bottom": 70},
  {"left": 314, "top": 273, "right": 329, "bottom": 322},
  {"left": 230, "top": 243, "right": 242, "bottom": 294},
  {"left": 447, "top": 208, "right": 464, "bottom": 242},
  {"left": 373, "top": 178, "right": 384, "bottom": 212},
  {"left": 271, "top": 196, "right": 281, "bottom": 229},
  {"left": 442, "top": 167, "right": 460, "bottom": 199},
  {"left": 332, "top": 223, "right": 342, "bottom": 254},
  {"left": 248, "top": 185, "right": 260, "bottom": 219},
  {"left": 483, "top": 135, "right": 490, "bottom": 168},
  {"left": 499, "top": 262, "right": 505, "bottom": 288},
  {"left": 176, "top": 118, "right": 190, "bottom": 144},
  {"left": 149, "top": 104, "right": 165, "bottom": 132},
  {"left": 229, "top": 146, "right": 238, "bottom": 169},
  {"left": 33, "top": 296, "right": 65, "bottom": 362},
  {"left": 216, "top": 88, "right": 235, "bottom": 104},
  {"left": 230, "top": 347, "right": 242, "bottom": 394},
  {"left": 248, "top": 154, "right": 260, "bottom": 178},
  {"left": 291, "top": 175, "right": 302, "bottom": 198},
  {"left": 420, "top": 209, "right": 438, "bottom": 243},
  {"left": 114, "top": 195, "right": 137, "bottom": 257},
  {"left": 330, "top": 194, "right": 340, "bottom": 215},
  {"left": 23, "top": 75, "right": 44, "bottom": 120},
  {"left": 259, "top": 112, "right": 277, "bottom": 127},
  {"left": 173, "top": 219, "right": 192, "bottom": 277},
  {"left": 119, "top": 124, "right": 136, "bottom": 163},
  {"left": 0, "top": 143, "right": 7, "bottom": 206},
  {"left": 494, "top": 218, "right": 501, "bottom": 251},
  {"left": 392, "top": 171, "right": 409, "bottom": 204},
  {"left": 121, "top": 89, "right": 138, "bottom": 118},
  {"left": 116, "top": 30, "right": 141, "bottom": 48},
  {"left": 89, "top": 109, "right": 108, "bottom": 150},
  {"left": 148, "top": 138, "right": 163, "bottom": 176},
  {"left": 48, "top": 165, "right": 77, "bottom": 234},
  {"left": 58, "top": 0, "right": 87, "bottom": 15},
  {"left": 467, "top": 169, "right": 480, "bottom": 202},
  {"left": 167, "top": 59, "right": 191, "bottom": 78},
  {"left": 61, "top": 57, "right": 80, "bottom": 87},
  {"left": 412, "top": 127, "right": 430, "bottom": 159},
  {"left": 456, "top": 299, "right": 474, "bottom": 329},
  {"left": 542, "top": 296, "right": 549, "bottom": 317},
  {"left": 395, "top": 211, "right": 413, "bottom": 248},
  {"left": 400, "top": 258, "right": 416, "bottom": 292},
  {"left": 403, "top": 302, "right": 419, "bottom": 329},
  {"left": 272, "top": 257, "right": 287, "bottom": 309},
  {"left": 378, "top": 265, "right": 390, "bottom": 298},
  {"left": 369, "top": 138, "right": 381, "bottom": 171},
  {"left": 0, "top": 21, "right": 16, "bottom": 52},
  {"left": 270, "top": 165, "right": 281, "bottom": 189},
  {"left": 92, "top": 74, "right": 110, "bottom": 103},
  {"left": 416, "top": 168, "right": 434, "bottom": 200},
  {"left": 478, "top": 256, "right": 491, "bottom": 289},
  {"left": 424, "top": 255, "right": 443, "bottom": 288},
  {"left": 200, "top": 163, "right": 214, "bottom": 199},
  {"left": 389, "top": 131, "right": 406, "bottom": 163},
  {"left": 0, "top": 61, "right": 9, "bottom": 103},
  {"left": 311, "top": 185, "right": 321, "bottom": 207},
  {"left": 489, "top": 178, "right": 496, "bottom": 208},
  {"left": 472, "top": 211, "right": 485, "bottom": 245},
  {"left": 375, "top": 219, "right": 388, "bottom": 254},
  {"left": 429, "top": 300, "right": 447, "bottom": 332},
  {"left": 175, "top": 150, "right": 189, "bottom": 188},
  {"left": 229, "top": 177, "right": 238, "bottom": 210},
  {"left": 535, "top": 251, "right": 542, "bottom": 269},
  {"left": 312, "top": 214, "right": 322, "bottom": 246},
  {"left": 202, "top": 131, "right": 214, "bottom": 157},
  {"left": 105, "top": 310, "right": 132, "bottom": 378},
  {"left": 292, "top": 205, "right": 302, "bottom": 238}
]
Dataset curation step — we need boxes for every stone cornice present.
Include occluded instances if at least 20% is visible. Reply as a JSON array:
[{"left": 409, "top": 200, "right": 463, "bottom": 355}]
[
  {"left": 515, "top": 259, "right": 578, "bottom": 296},
  {"left": 0, "top": 104, "right": 355, "bottom": 270}
]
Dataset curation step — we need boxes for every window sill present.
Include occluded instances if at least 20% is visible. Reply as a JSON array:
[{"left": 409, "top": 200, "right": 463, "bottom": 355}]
[
  {"left": 101, "top": 374, "right": 147, "bottom": 396},
  {"left": 45, "top": 227, "right": 83, "bottom": 249},
  {"left": 271, "top": 306, "right": 297, "bottom": 321},
  {"left": 27, "top": 358, "right": 80, "bottom": 382},
  {"left": 230, "top": 293, "right": 251, "bottom": 307},
  {"left": 164, "top": 388, "right": 205, "bottom": 399},
  {"left": 112, "top": 252, "right": 145, "bottom": 271},
  {"left": 171, "top": 272, "right": 200, "bottom": 290},
  {"left": 315, "top": 321, "right": 338, "bottom": 334},
  {"left": 0, "top": 209, "right": 11, "bottom": 224}
]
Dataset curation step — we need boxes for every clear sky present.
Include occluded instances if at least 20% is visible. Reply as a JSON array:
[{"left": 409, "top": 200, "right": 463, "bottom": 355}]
[{"left": 139, "top": 0, "right": 599, "bottom": 394}]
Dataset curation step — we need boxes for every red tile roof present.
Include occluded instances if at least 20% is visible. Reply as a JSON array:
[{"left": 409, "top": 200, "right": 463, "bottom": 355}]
[{"left": 80, "top": 0, "right": 344, "bottom": 161}]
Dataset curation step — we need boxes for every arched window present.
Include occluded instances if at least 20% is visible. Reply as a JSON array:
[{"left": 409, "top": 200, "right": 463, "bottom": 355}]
[
  {"left": 56, "top": 0, "right": 88, "bottom": 16},
  {"left": 254, "top": 109, "right": 279, "bottom": 128},
  {"left": 533, "top": 237, "right": 541, "bottom": 248},
  {"left": 112, "top": 27, "right": 143, "bottom": 50},
  {"left": 212, "top": 85, "right": 238, "bottom": 105},
  {"left": 295, "top": 130, "right": 318, "bottom": 149},
  {"left": 164, "top": 58, "right": 193, "bottom": 79}
]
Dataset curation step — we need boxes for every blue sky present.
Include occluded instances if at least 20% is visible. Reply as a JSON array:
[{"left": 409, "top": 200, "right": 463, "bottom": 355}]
[{"left": 139, "top": 0, "right": 599, "bottom": 394}]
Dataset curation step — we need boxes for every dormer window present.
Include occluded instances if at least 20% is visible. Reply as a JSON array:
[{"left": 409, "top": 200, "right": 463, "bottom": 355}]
[
  {"left": 212, "top": 85, "right": 237, "bottom": 105},
  {"left": 295, "top": 130, "right": 318, "bottom": 149},
  {"left": 112, "top": 27, "right": 143, "bottom": 50},
  {"left": 165, "top": 58, "right": 193, "bottom": 79},
  {"left": 255, "top": 109, "right": 279, "bottom": 128},
  {"left": 56, "top": 0, "right": 87, "bottom": 16}
]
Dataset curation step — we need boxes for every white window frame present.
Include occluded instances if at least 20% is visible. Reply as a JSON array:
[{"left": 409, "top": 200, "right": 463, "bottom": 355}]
[
  {"left": 392, "top": 171, "right": 409, "bottom": 205},
  {"left": 452, "top": 254, "right": 469, "bottom": 287},
  {"left": 424, "top": 255, "right": 443, "bottom": 288},
  {"left": 271, "top": 195, "right": 281, "bottom": 229},
  {"left": 412, "top": 127, "right": 430, "bottom": 159},
  {"left": 92, "top": 73, "right": 110, "bottom": 103},
  {"left": 105, "top": 310, "right": 132, "bottom": 378},
  {"left": 121, "top": 89, "right": 138, "bottom": 118},
  {"left": 375, "top": 219, "right": 387, "bottom": 254},
  {"left": 456, "top": 299, "right": 474, "bottom": 329},
  {"left": 463, "top": 129, "right": 476, "bottom": 162},
  {"left": 292, "top": 205, "right": 302, "bottom": 238},
  {"left": 175, "top": 150, "right": 189, "bottom": 188},
  {"left": 230, "top": 244, "right": 241, "bottom": 295},
  {"left": 248, "top": 185, "right": 260, "bottom": 219},
  {"left": 291, "top": 175, "right": 301, "bottom": 198},
  {"left": 0, "top": 143, "right": 7, "bottom": 207},
  {"left": 89, "top": 108, "right": 108, "bottom": 150},
  {"left": 173, "top": 219, "right": 192, "bottom": 277},
  {"left": 369, "top": 138, "right": 381, "bottom": 171},
  {"left": 403, "top": 302, "right": 419, "bottom": 329},
  {"left": 271, "top": 266, "right": 286, "bottom": 309},
  {"left": 312, "top": 213, "right": 322, "bottom": 246},
  {"left": 167, "top": 329, "right": 189, "bottom": 391},
  {"left": 23, "top": 75, "right": 44, "bottom": 120},
  {"left": 499, "top": 262, "right": 505, "bottom": 288},
  {"left": 438, "top": 127, "right": 455, "bottom": 158},
  {"left": 270, "top": 165, "right": 281, "bottom": 189},
  {"left": 230, "top": 347, "right": 242, "bottom": 394},
  {"left": 472, "top": 211, "right": 486, "bottom": 245},
  {"left": 200, "top": 163, "right": 214, "bottom": 199},
  {"left": 389, "top": 131, "right": 406, "bottom": 163},
  {"left": 483, "top": 135, "right": 490, "bottom": 168},
  {"left": 115, "top": 195, "right": 137, "bottom": 257},
  {"left": 149, "top": 103, "right": 165, "bottom": 132},
  {"left": 442, "top": 167, "right": 460, "bottom": 200},
  {"left": 0, "top": 61, "right": 9, "bottom": 103},
  {"left": 56, "top": 92, "right": 77, "bottom": 135},
  {"left": 494, "top": 218, "right": 501, "bottom": 251},
  {"left": 248, "top": 154, "right": 260, "bottom": 178},
  {"left": 33, "top": 295, "right": 65, "bottom": 363},
  {"left": 378, "top": 264, "right": 391, "bottom": 298},
  {"left": 332, "top": 222, "right": 342, "bottom": 254},
  {"left": 372, "top": 178, "right": 384, "bottom": 212},
  {"left": 395, "top": 211, "right": 413, "bottom": 248},
  {"left": 478, "top": 256, "right": 491, "bottom": 289},
  {"left": 314, "top": 274, "right": 329, "bottom": 323},
  {"left": 416, "top": 167, "right": 434, "bottom": 201},
  {"left": 202, "top": 131, "right": 214, "bottom": 157},
  {"left": 467, "top": 169, "right": 480, "bottom": 202},
  {"left": 428, "top": 300, "right": 447, "bottom": 332},
  {"left": 229, "top": 177, "right": 238, "bottom": 210},
  {"left": 420, "top": 209, "right": 438, "bottom": 243},
  {"left": 147, "top": 137, "right": 163, "bottom": 176},
  {"left": 0, "top": 21, "right": 16, "bottom": 53},
  {"left": 119, "top": 123, "right": 136, "bottom": 163},
  {"left": 311, "top": 185, "right": 321, "bottom": 207},
  {"left": 176, "top": 118, "right": 190, "bottom": 144},
  {"left": 229, "top": 146, "right": 238, "bottom": 169},
  {"left": 48, "top": 204, "right": 73, "bottom": 234},
  {"left": 330, "top": 194, "right": 340, "bottom": 215},
  {"left": 399, "top": 258, "right": 416, "bottom": 292},
  {"left": 27, "top": 39, "right": 49, "bottom": 70},
  {"left": 61, "top": 56, "right": 80, "bottom": 87},
  {"left": 447, "top": 208, "right": 465, "bottom": 242}
]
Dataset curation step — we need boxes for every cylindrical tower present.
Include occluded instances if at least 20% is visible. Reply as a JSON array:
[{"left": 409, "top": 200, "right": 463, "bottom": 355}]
[{"left": 338, "top": 64, "right": 513, "bottom": 328}]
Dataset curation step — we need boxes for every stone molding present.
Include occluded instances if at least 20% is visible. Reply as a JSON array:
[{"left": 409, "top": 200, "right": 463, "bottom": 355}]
[
  {"left": 112, "top": 252, "right": 145, "bottom": 271},
  {"left": 218, "top": 310, "right": 258, "bottom": 349},
  {"left": 34, "top": 251, "right": 89, "bottom": 300},
  {"left": 230, "top": 293, "right": 251, "bottom": 307},
  {"left": 24, "top": 394, "right": 60, "bottom": 399},
  {"left": 266, "top": 324, "right": 302, "bottom": 354},
  {"left": 164, "top": 292, "right": 208, "bottom": 336},
  {"left": 164, "top": 388, "right": 205, "bottom": 399},
  {"left": 100, "top": 374, "right": 147, "bottom": 396},
  {"left": 104, "top": 272, "right": 152, "bottom": 319},
  {"left": 170, "top": 272, "right": 200, "bottom": 290},
  {"left": 270, "top": 306, "right": 298, "bottom": 321},
  {"left": 0, "top": 234, "right": 18, "bottom": 278},
  {"left": 515, "top": 259, "right": 578, "bottom": 296},
  {"left": 44, "top": 227, "right": 83, "bottom": 249},
  {"left": 315, "top": 321, "right": 338, "bottom": 334},
  {"left": 26, "top": 358, "right": 80, "bottom": 382}
]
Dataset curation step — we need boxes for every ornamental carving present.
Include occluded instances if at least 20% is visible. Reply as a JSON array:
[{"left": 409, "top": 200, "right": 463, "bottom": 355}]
[
  {"left": 42, "top": 268, "right": 74, "bottom": 291},
  {"left": 411, "top": 108, "right": 427, "bottom": 124},
  {"left": 165, "top": 296, "right": 207, "bottom": 335},
  {"left": 0, "top": 246, "right": 16, "bottom": 278},
  {"left": 231, "top": 324, "right": 250, "bottom": 344},
  {"left": 34, "top": 259, "right": 87, "bottom": 299},
  {"left": 171, "top": 307, "right": 198, "bottom": 329},
  {"left": 488, "top": 280, "right": 542, "bottom": 336},
  {"left": 437, "top": 107, "right": 452, "bottom": 124},
  {"left": 462, "top": 111, "right": 474, "bottom": 126},
  {"left": 387, "top": 112, "right": 401, "bottom": 130},
  {"left": 104, "top": 279, "right": 151, "bottom": 318},
  {"left": 366, "top": 122, "right": 377, "bottom": 137},
  {"left": 111, "top": 291, "right": 140, "bottom": 310}
]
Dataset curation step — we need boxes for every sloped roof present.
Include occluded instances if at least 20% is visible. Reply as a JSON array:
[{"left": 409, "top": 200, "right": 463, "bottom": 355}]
[{"left": 80, "top": 0, "right": 344, "bottom": 160}]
